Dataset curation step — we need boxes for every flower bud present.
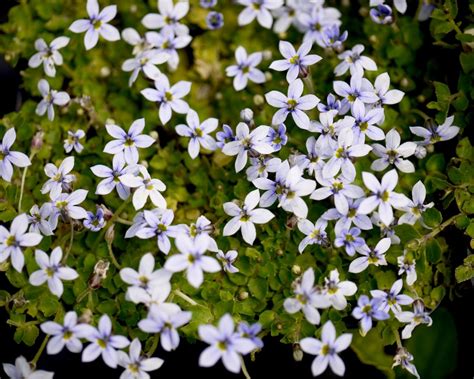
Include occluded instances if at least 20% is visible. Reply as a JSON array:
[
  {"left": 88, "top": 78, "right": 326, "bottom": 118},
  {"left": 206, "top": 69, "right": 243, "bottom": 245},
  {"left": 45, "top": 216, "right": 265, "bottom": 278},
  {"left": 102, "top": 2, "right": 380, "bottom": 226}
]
[
  {"left": 400, "top": 77, "right": 409, "bottom": 88},
  {"left": 240, "top": 108, "right": 254, "bottom": 123},
  {"left": 150, "top": 131, "right": 159, "bottom": 140},
  {"left": 262, "top": 50, "right": 272, "bottom": 60},
  {"left": 100, "top": 204, "right": 113, "bottom": 221},
  {"left": 239, "top": 291, "right": 249, "bottom": 300},
  {"left": 292, "top": 265, "right": 301, "bottom": 275},
  {"left": 293, "top": 344, "right": 303, "bottom": 361},
  {"left": 140, "top": 159, "right": 149, "bottom": 168},
  {"left": 105, "top": 225, "right": 115, "bottom": 245},
  {"left": 253, "top": 94, "right": 265, "bottom": 106},
  {"left": 100, "top": 66, "right": 111, "bottom": 77},
  {"left": 264, "top": 71, "right": 272, "bottom": 81},
  {"left": 31, "top": 131, "right": 44, "bottom": 151},
  {"left": 105, "top": 118, "right": 115, "bottom": 125},
  {"left": 78, "top": 309, "right": 93, "bottom": 324},
  {"left": 88, "top": 259, "right": 110, "bottom": 289},
  {"left": 414, "top": 144, "right": 427, "bottom": 159}
]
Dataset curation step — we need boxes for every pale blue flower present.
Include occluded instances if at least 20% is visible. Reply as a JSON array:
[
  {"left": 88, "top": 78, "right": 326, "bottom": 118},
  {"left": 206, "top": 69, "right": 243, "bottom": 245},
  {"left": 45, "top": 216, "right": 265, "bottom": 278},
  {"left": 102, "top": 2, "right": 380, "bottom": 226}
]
[
  {"left": 237, "top": 0, "right": 283, "bottom": 29},
  {"left": 206, "top": 11, "right": 224, "bottom": 30},
  {"left": 410, "top": 116, "right": 460, "bottom": 145},
  {"left": 397, "top": 300, "right": 432, "bottom": 339},
  {"left": 352, "top": 295, "right": 390, "bottom": 336},
  {"left": 334, "top": 44, "right": 377, "bottom": 77},
  {"left": 334, "top": 227, "right": 365, "bottom": 256},
  {"left": 238, "top": 322, "right": 263, "bottom": 349},
  {"left": 142, "top": 0, "right": 190, "bottom": 35},
  {"left": 35, "top": 79, "right": 70, "bottom": 121},
  {"left": 225, "top": 46, "right": 265, "bottom": 91},
  {"left": 0, "top": 128, "right": 31, "bottom": 182},
  {"left": 370, "top": 4, "right": 393, "bottom": 24},
  {"left": 370, "top": 279, "right": 414, "bottom": 314},
  {"left": 28, "top": 36, "right": 70, "bottom": 77},
  {"left": 216, "top": 250, "right": 239, "bottom": 273},
  {"left": 41, "top": 156, "right": 75, "bottom": 199},
  {"left": 349, "top": 237, "right": 391, "bottom": 273},
  {"left": 91, "top": 154, "right": 135, "bottom": 200},
  {"left": 3, "top": 356, "right": 53, "bottom": 379},
  {"left": 117, "top": 338, "right": 164, "bottom": 379},
  {"left": 64, "top": 129, "right": 85, "bottom": 153},
  {"left": 83, "top": 207, "right": 106, "bottom": 232}
]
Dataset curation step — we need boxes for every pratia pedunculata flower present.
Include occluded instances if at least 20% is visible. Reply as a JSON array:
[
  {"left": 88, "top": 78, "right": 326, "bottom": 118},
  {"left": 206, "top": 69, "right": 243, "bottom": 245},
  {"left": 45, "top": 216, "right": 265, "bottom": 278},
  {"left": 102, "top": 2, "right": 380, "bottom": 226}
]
[
  {"left": 164, "top": 234, "right": 221, "bottom": 288},
  {"left": 120, "top": 165, "right": 167, "bottom": 210},
  {"left": 198, "top": 314, "right": 255, "bottom": 373},
  {"left": 206, "top": 11, "right": 224, "bottom": 30},
  {"left": 265, "top": 78, "right": 319, "bottom": 130},
  {"left": 82, "top": 315, "right": 130, "bottom": 368},
  {"left": 69, "top": 0, "right": 120, "bottom": 50},
  {"left": 41, "top": 156, "right": 75, "bottom": 199},
  {"left": 334, "top": 227, "right": 365, "bottom": 256},
  {"left": 222, "top": 189, "right": 275, "bottom": 245},
  {"left": 142, "top": 0, "right": 190, "bottom": 35},
  {"left": 28, "top": 36, "right": 70, "bottom": 77},
  {"left": 238, "top": 322, "right": 263, "bottom": 349},
  {"left": 297, "top": 218, "right": 328, "bottom": 253},
  {"left": 397, "top": 300, "right": 432, "bottom": 339},
  {"left": 176, "top": 109, "right": 218, "bottom": 159},
  {"left": 374, "top": 72, "right": 404, "bottom": 105},
  {"left": 49, "top": 189, "right": 89, "bottom": 225},
  {"left": 322, "top": 198, "right": 373, "bottom": 235},
  {"left": 323, "top": 269, "right": 357, "bottom": 310},
  {"left": 64, "top": 129, "right": 85, "bottom": 153},
  {"left": 334, "top": 44, "right": 377, "bottom": 77},
  {"left": 410, "top": 116, "right": 460, "bottom": 145},
  {"left": 371, "top": 129, "right": 416, "bottom": 173},
  {"left": 83, "top": 207, "right": 106, "bottom": 231},
  {"left": 352, "top": 295, "right": 390, "bottom": 336},
  {"left": 141, "top": 74, "right": 191, "bottom": 124},
  {"left": 370, "top": 279, "right": 414, "bottom": 314},
  {"left": 146, "top": 29, "right": 192, "bottom": 71},
  {"left": 40, "top": 311, "right": 95, "bottom": 355},
  {"left": 333, "top": 75, "right": 379, "bottom": 110},
  {"left": 0, "top": 214, "right": 43, "bottom": 272},
  {"left": 358, "top": 169, "right": 410, "bottom": 225},
  {"left": 117, "top": 338, "right": 164, "bottom": 379},
  {"left": 397, "top": 252, "right": 417, "bottom": 285},
  {"left": 398, "top": 181, "right": 434, "bottom": 226},
  {"left": 2, "top": 356, "right": 53, "bottom": 379},
  {"left": 370, "top": 4, "right": 393, "bottom": 25},
  {"left": 216, "top": 250, "right": 239, "bottom": 273},
  {"left": 91, "top": 154, "right": 136, "bottom": 200},
  {"left": 226, "top": 46, "right": 265, "bottom": 91},
  {"left": 237, "top": 0, "right": 283, "bottom": 29},
  {"left": 269, "top": 40, "right": 322, "bottom": 83},
  {"left": 0, "top": 128, "right": 31, "bottom": 182},
  {"left": 35, "top": 79, "right": 70, "bottom": 121},
  {"left": 29, "top": 247, "right": 78, "bottom": 297},
  {"left": 349, "top": 237, "right": 391, "bottom": 273},
  {"left": 28, "top": 204, "right": 54, "bottom": 236},
  {"left": 298, "top": 5, "right": 342, "bottom": 45},
  {"left": 104, "top": 118, "right": 155, "bottom": 165},
  {"left": 284, "top": 268, "right": 330, "bottom": 324},
  {"left": 300, "top": 320, "right": 352, "bottom": 377},
  {"left": 392, "top": 347, "right": 420, "bottom": 379},
  {"left": 122, "top": 49, "right": 169, "bottom": 86}
]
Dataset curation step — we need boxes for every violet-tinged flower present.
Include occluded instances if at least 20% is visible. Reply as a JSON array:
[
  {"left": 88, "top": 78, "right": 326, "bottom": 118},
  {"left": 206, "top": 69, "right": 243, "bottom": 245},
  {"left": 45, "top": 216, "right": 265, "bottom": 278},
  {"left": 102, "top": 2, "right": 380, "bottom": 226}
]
[
  {"left": 350, "top": 102, "right": 385, "bottom": 144},
  {"left": 226, "top": 46, "right": 265, "bottom": 91},
  {"left": 269, "top": 41, "right": 322, "bottom": 83},
  {"left": 372, "top": 211, "right": 401, "bottom": 244},
  {"left": 200, "top": 0, "right": 217, "bottom": 8},
  {"left": 333, "top": 75, "right": 379, "bottom": 109},
  {"left": 28, "top": 36, "right": 70, "bottom": 77},
  {"left": 176, "top": 109, "right": 218, "bottom": 159},
  {"left": 0, "top": 128, "right": 31, "bottom": 182},
  {"left": 49, "top": 189, "right": 89, "bottom": 225},
  {"left": 139, "top": 307, "right": 192, "bottom": 351},
  {"left": 164, "top": 234, "right": 221, "bottom": 288},
  {"left": 182, "top": 215, "right": 219, "bottom": 252},
  {"left": 221, "top": 123, "right": 274, "bottom": 172},
  {"left": 120, "top": 166, "right": 167, "bottom": 210},
  {"left": 370, "top": 4, "right": 393, "bottom": 24},
  {"left": 311, "top": 175, "right": 365, "bottom": 216},
  {"left": 322, "top": 198, "right": 373, "bottom": 235},
  {"left": 142, "top": 0, "right": 190, "bottom": 35},
  {"left": 35, "top": 79, "right": 70, "bottom": 121},
  {"left": 265, "top": 79, "right": 319, "bottom": 130},
  {"left": 283, "top": 268, "right": 330, "bottom": 324},
  {"left": 246, "top": 156, "right": 281, "bottom": 181},
  {"left": 121, "top": 28, "right": 154, "bottom": 55},
  {"left": 397, "top": 300, "right": 432, "bottom": 339},
  {"left": 120, "top": 252, "right": 172, "bottom": 295},
  {"left": 393, "top": 0, "right": 407, "bottom": 13},
  {"left": 82, "top": 315, "right": 130, "bottom": 368},
  {"left": 392, "top": 347, "right": 420, "bottom": 379},
  {"left": 334, "top": 227, "right": 365, "bottom": 256},
  {"left": 238, "top": 322, "right": 263, "bottom": 349},
  {"left": 410, "top": 116, "right": 460, "bottom": 145},
  {"left": 418, "top": 1, "right": 435, "bottom": 21},
  {"left": 317, "top": 24, "right": 348, "bottom": 50},
  {"left": 135, "top": 209, "right": 183, "bottom": 254},
  {"left": 300, "top": 320, "right": 352, "bottom": 377},
  {"left": 91, "top": 154, "right": 135, "bottom": 200},
  {"left": 118, "top": 338, "right": 164, "bottom": 379},
  {"left": 216, "top": 124, "right": 235, "bottom": 149},
  {"left": 322, "top": 127, "right": 372, "bottom": 179},
  {"left": 104, "top": 118, "right": 155, "bottom": 165},
  {"left": 334, "top": 44, "right": 377, "bottom": 77},
  {"left": 399, "top": 181, "right": 434, "bottom": 226},
  {"left": 298, "top": 5, "right": 342, "bottom": 45},
  {"left": 266, "top": 124, "right": 288, "bottom": 151},
  {"left": 3, "top": 356, "right": 53, "bottom": 379},
  {"left": 292, "top": 136, "right": 325, "bottom": 177},
  {"left": 352, "top": 295, "right": 390, "bottom": 336},
  {"left": 323, "top": 269, "right": 357, "bottom": 310},
  {"left": 127, "top": 277, "right": 174, "bottom": 309},
  {"left": 397, "top": 253, "right": 417, "bottom": 285},
  {"left": 41, "top": 156, "right": 75, "bottom": 199},
  {"left": 237, "top": 0, "right": 283, "bottom": 29},
  {"left": 309, "top": 111, "right": 353, "bottom": 156},
  {"left": 69, "top": 0, "right": 120, "bottom": 50},
  {"left": 40, "top": 311, "right": 95, "bottom": 355},
  {"left": 371, "top": 279, "right": 414, "bottom": 314},
  {"left": 83, "top": 207, "right": 106, "bottom": 231},
  {"left": 28, "top": 204, "right": 54, "bottom": 236},
  {"left": 297, "top": 218, "right": 328, "bottom": 253},
  {"left": 122, "top": 49, "right": 169, "bottom": 86},
  {"left": 29, "top": 247, "right": 78, "bottom": 297},
  {"left": 222, "top": 189, "right": 275, "bottom": 245},
  {"left": 216, "top": 250, "right": 239, "bottom": 273},
  {"left": 198, "top": 314, "right": 255, "bottom": 373},
  {"left": 374, "top": 72, "right": 404, "bottom": 105},
  {"left": 272, "top": 0, "right": 310, "bottom": 34},
  {"left": 141, "top": 74, "right": 191, "bottom": 124},
  {"left": 317, "top": 93, "right": 344, "bottom": 114},
  {"left": 64, "top": 129, "right": 85, "bottom": 153},
  {"left": 0, "top": 214, "right": 43, "bottom": 272},
  {"left": 146, "top": 29, "right": 192, "bottom": 71},
  {"left": 349, "top": 237, "right": 391, "bottom": 273},
  {"left": 358, "top": 169, "right": 410, "bottom": 225},
  {"left": 371, "top": 129, "right": 416, "bottom": 173},
  {"left": 206, "top": 11, "right": 224, "bottom": 30}
]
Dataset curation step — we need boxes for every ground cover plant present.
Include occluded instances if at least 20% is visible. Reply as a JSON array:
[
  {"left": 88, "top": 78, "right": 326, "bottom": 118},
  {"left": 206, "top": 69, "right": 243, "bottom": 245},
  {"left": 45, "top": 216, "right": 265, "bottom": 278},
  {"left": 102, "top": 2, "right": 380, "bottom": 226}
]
[{"left": 0, "top": 0, "right": 473, "bottom": 378}]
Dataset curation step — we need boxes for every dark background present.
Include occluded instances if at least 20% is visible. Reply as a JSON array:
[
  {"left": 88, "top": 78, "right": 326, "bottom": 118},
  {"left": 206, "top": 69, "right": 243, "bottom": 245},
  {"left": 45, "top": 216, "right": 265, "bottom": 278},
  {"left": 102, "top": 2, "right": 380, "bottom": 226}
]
[{"left": 0, "top": 0, "right": 473, "bottom": 378}]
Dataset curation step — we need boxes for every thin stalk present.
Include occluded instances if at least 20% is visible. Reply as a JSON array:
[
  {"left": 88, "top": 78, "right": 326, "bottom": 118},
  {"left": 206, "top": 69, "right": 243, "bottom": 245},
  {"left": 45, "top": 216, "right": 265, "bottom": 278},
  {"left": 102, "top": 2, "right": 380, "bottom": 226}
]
[
  {"left": 147, "top": 333, "right": 160, "bottom": 357},
  {"left": 107, "top": 241, "right": 121, "bottom": 270},
  {"left": 240, "top": 356, "right": 251, "bottom": 379},
  {"left": 18, "top": 151, "right": 36, "bottom": 212},
  {"left": 31, "top": 335, "right": 49, "bottom": 367},
  {"left": 62, "top": 222, "right": 75, "bottom": 263},
  {"left": 391, "top": 326, "right": 403, "bottom": 349},
  {"left": 92, "top": 199, "right": 130, "bottom": 251},
  {"left": 418, "top": 213, "right": 463, "bottom": 244},
  {"left": 173, "top": 289, "right": 198, "bottom": 306},
  {"left": 115, "top": 217, "right": 133, "bottom": 225}
]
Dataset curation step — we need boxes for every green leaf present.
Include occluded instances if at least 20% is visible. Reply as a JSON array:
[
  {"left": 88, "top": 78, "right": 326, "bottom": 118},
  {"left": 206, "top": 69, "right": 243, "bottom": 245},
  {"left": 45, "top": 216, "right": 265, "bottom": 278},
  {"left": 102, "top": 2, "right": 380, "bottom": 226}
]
[
  {"left": 258, "top": 310, "right": 276, "bottom": 328},
  {"left": 455, "top": 255, "right": 474, "bottom": 282},
  {"left": 248, "top": 277, "right": 268, "bottom": 300},
  {"left": 460, "top": 52, "right": 474, "bottom": 73},
  {"left": 426, "top": 239, "right": 442, "bottom": 263},
  {"left": 394, "top": 224, "right": 421, "bottom": 244},
  {"left": 422, "top": 208, "right": 443, "bottom": 228},
  {"left": 22, "top": 324, "right": 40, "bottom": 346}
]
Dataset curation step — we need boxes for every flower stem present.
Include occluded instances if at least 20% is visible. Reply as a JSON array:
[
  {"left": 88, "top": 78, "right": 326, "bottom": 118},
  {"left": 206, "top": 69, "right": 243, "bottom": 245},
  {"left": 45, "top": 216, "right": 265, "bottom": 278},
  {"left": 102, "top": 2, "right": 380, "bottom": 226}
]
[
  {"left": 31, "top": 335, "right": 49, "bottom": 367},
  {"left": 92, "top": 199, "right": 130, "bottom": 251},
  {"left": 173, "top": 289, "right": 198, "bottom": 306},
  {"left": 18, "top": 151, "right": 36, "bottom": 213},
  {"left": 147, "top": 333, "right": 160, "bottom": 357},
  {"left": 107, "top": 241, "right": 121, "bottom": 270},
  {"left": 240, "top": 356, "right": 251, "bottom": 379},
  {"left": 391, "top": 326, "right": 403, "bottom": 349},
  {"left": 419, "top": 213, "right": 463, "bottom": 243},
  {"left": 115, "top": 217, "right": 133, "bottom": 225},
  {"left": 62, "top": 222, "right": 75, "bottom": 264}
]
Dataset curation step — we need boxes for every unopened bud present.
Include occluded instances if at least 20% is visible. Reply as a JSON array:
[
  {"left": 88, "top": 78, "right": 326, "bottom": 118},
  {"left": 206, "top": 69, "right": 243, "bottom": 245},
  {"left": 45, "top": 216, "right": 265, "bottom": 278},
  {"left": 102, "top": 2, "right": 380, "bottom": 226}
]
[
  {"left": 100, "top": 66, "right": 111, "bottom": 77},
  {"left": 264, "top": 71, "right": 272, "bottom": 81},
  {"left": 276, "top": 249, "right": 284, "bottom": 256},
  {"left": 130, "top": 4, "right": 137, "bottom": 13},
  {"left": 140, "top": 160, "right": 149, "bottom": 168},
  {"left": 215, "top": 92, "right": 223, "bottom": 100},
  {"left": 262, "top": 50, "right": 272, "bottom": 61},
  {"left": 105, "top": 225, "right": 115, "bottom": 244},
  {"left": 31, "top": 131, "right": 44, "bottom": 150},
  {"left": 253, "top": 94, "right": 265, "bottom": 106},
  {"left": 150, "top": 131, "right": 158, "bottom": 140},
  {"left": 292, "top": 265, "right": 301, "bottom": 275},
  {"left": 76, "top": 108, "right": 84, "bottom": 116},
  {"left": 88, "top": 259, "right": 110, "bottom": 289},
  {"left": 240, "top": 108, "right": 254, "bottom": 123},
  {"left": 105, "top": 118, "right": 115, "bottom": 125},
  {"left": 400, "top": 77, "right": 409, "bottom": 88},
  {"left": 78, "top": 309, "right": 93, "bottom": 324},
  {"left": 414, "top": 144, "right": 427, "bottom": 159},
  {"left": 293, "top": 344, "right": 303, "bottom": 361},
  {"left": 276, "top": 323, "right": 283, "bottom": 330},
  {"left": 286, "top": 215, "right": 299, "bottom": 229},
  {"left": 239, "top": 291, "right": 249, "bottom": 300},
  {"left": 100, "top": 204, "right": 113, "bottom": 221}
]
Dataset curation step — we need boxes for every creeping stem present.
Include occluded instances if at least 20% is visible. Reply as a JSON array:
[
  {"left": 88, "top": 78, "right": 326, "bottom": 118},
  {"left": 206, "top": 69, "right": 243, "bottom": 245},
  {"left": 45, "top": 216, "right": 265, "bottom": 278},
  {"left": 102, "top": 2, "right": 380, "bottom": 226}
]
[{"left": 18, "top": 151, "right": 36, "bottom": 213}]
